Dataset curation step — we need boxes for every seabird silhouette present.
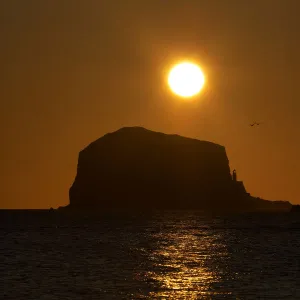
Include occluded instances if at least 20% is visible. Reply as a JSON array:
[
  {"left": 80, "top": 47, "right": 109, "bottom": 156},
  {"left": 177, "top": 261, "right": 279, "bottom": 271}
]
[{"left": 250, "top": 122, "right": 262, "bottom": 127}]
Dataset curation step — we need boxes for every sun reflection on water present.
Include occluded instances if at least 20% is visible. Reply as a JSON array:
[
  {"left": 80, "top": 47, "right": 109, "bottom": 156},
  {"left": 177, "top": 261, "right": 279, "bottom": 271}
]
[{"left": 140, "top": 222, "right": 231, "bottom": 298}]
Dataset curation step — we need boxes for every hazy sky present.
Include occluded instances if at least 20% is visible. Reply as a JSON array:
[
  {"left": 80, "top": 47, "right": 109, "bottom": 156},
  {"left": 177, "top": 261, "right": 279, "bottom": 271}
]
[{"left": 1, "top": 0, "right": 300, "bottom": 208}]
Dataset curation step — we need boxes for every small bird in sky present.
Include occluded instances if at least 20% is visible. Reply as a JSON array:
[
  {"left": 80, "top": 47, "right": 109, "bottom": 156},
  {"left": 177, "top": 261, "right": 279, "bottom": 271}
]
[{"left": 250, "top": 122, "right": 262, "bottom": 127}]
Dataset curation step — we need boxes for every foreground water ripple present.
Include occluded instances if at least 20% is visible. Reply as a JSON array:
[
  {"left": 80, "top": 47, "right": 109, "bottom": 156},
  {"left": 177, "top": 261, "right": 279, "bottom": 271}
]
[{"left": 1, "top": 211, "right": 300, "bottom": 299}]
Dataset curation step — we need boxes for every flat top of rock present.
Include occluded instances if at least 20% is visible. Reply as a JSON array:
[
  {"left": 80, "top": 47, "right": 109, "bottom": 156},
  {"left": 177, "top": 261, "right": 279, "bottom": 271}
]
[{"left": 82, "top": 126, "right": 225, "bottom": 153}]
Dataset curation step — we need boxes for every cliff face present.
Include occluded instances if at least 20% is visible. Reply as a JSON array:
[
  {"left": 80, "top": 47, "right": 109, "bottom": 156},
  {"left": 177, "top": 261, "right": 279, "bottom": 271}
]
[
  {"left": 68, "top": 127, "right": 291, "bottom": 212},
  {"left": 69, "top": 127, "right": 237, "bottom": 210}
]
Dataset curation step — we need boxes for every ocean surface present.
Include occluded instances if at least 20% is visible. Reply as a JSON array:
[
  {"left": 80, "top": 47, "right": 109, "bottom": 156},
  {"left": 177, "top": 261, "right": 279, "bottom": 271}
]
[{"left": 1, "top": 210, "right": 300, "bottom": 299}]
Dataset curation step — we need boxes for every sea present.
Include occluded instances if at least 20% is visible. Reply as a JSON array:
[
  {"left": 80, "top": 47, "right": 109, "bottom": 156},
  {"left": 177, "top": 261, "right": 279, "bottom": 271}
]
[{"left": 1, "top": 210, "right": 300, "bottom": 299}]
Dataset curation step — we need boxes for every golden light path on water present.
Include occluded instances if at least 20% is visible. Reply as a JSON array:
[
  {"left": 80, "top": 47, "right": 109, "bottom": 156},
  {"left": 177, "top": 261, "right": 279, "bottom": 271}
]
[{"left": 141, "top": 220, "right": 232, "bottom": 298}]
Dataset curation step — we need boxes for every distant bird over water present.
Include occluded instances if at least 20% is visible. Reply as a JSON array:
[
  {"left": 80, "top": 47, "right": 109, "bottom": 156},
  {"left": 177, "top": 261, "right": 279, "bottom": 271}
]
[{"left": 250, "top": 122, "right": 262, "bottom": 127}]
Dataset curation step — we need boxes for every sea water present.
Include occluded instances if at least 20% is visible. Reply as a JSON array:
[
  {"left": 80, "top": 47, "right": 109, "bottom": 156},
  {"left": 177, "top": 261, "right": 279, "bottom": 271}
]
[{"left": 1, "top": 210, "right": 300, "bottom": 299}]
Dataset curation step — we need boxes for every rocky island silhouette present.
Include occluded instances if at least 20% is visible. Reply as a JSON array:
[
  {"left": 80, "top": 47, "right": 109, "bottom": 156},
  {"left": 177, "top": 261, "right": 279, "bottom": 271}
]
[{"left": 60, "top": 127, "right": 292, "bottom": 213}]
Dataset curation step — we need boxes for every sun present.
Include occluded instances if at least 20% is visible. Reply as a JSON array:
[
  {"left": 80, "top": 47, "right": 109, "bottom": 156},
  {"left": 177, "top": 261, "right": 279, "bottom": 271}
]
[{"left": 168, "top": 62, "right": 205, "bottom": 98}]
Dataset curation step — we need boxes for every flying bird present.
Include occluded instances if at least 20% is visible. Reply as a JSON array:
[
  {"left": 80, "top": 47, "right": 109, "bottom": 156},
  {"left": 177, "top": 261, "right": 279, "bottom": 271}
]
[{"left": 250, "top": 122, "right": 262, "bottom": 127}]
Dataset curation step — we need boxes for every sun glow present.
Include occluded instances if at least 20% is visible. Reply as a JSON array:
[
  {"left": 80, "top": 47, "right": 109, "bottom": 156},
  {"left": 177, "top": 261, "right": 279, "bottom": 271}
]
[{"left": 168, "top": 62, "right": 205, "bottom": 98}]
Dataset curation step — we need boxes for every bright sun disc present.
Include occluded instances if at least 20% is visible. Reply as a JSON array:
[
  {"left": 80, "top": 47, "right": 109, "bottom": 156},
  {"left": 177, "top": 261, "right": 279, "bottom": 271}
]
[{"left": 168, "top": 62, "right": 205, "bottom": 98}]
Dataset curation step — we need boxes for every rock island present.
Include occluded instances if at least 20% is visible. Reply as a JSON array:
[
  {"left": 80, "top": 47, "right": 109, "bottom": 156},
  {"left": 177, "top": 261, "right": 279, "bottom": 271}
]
[{"left": 63, "top": 127, "right": 291, "bottom": 213}]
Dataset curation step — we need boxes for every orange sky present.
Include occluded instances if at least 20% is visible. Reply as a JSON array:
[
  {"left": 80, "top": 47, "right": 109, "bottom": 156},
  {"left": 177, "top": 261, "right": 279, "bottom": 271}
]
[{"left": 1, "top": 0, "right": 300, "bottom": 208}]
